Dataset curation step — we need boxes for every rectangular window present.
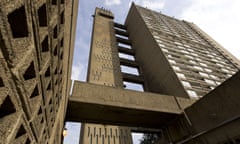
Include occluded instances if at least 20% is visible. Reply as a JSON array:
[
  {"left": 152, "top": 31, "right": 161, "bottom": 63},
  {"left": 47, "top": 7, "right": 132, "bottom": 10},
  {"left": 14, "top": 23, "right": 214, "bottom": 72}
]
[
  {"left": 173, "top": 66, "right": 180, "bottom": 71},
  {"left": 176, "top": 73, "right": 186, "bottom": 79},
  {"left": 204, "top": 79, "right": 215, "bottom": 85},
  {"left": 187, "top": 90, "right": 198, "bottom": 99},
  {"left": 181, "top": 81, "right": 191, "bottom": 88}
]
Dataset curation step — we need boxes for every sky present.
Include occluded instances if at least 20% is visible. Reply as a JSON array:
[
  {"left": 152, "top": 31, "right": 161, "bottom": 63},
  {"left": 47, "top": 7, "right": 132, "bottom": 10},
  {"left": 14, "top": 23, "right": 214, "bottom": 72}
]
[{"left": 64, "top": 0, "right": 240, "bottom": 144}]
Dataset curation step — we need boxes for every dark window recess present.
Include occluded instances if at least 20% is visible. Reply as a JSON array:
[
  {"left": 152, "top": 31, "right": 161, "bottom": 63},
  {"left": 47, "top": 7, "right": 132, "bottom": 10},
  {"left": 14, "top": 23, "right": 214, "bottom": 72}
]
[
  {"left": 38, "top": 107, "right": 42, "bottom": 115},
  {"left": 53, "top": 26, "right": 58, "bottom": 38},
  {"left": 8, "top": 6, "right": 28, "bottom": 38},
  {"left": 49, "top": 98, "right": 52, "bottom": 105},
  {"left": 41, "top": 36, "right": 49, "bottom": 52},
  {"left": 60, "top": 12, "right": 64, "bottom": 24},
  {"left": 0, "top": 95, "right": 16, "bottom": 118},
  {"left": 30, "top": 86, "right": 39, "bottom": 98},
  {"left": 60, "top": 52, "right": 63, "bottom": 59},
  {"left": 25, "top": 138, "right": 31, "bottom": 144},
  {"left": 60, "top": 38, "right": 64, "bottom": 47},
  {"left": 0, "top": 77, "right": 4, "bottom": 87},
  {"left": 47, "top": 82, "right": 51, "bottom": 90},
  {"left": 52, "top": 0, "right": 57, "bottom": 5},
  {"left": 61, "top": 0, "right": 64, "bottom": 4},
  {"left": 45, "top": 67, "right": 50, "bottom": 77},
  {"left": 15, "top": 125, "right": 26, "bottom": 138},
  {"left": 38, "top": 4, "right": 47, "bottom": 27},
  {"left": 54, "top": 46, "right": 58, "bottom": 56},
  {"left": 54, "top": 68, "right": 58, "bottom": 74},
  {"left": 23, "top": 62, "right": 36, "bottom": 80}
]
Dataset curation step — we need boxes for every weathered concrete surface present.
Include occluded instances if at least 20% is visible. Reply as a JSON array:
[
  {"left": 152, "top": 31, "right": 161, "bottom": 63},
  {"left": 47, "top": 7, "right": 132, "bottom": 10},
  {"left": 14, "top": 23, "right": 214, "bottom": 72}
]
[{"left": 66, "top": 81, "right": 195, "bottom": 128}]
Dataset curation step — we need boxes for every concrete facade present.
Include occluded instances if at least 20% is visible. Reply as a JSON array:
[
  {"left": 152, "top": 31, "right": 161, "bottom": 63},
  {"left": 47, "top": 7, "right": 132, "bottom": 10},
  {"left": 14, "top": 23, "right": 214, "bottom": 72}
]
[
  {"left": 72, "top": 3, "right": 240, "bottom": 144},
  {"left": 79, "top": 8, "right": 133, "bottom": 144},
  {"left": 0, "top": 0, "right": 78, "bottom": 143}
]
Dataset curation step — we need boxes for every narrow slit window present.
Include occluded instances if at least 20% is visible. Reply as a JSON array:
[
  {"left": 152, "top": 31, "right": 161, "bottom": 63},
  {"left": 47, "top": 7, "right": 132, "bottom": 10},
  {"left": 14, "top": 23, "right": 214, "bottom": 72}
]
[
  {"left": 38, "top": 4, "right": 47, "bottom": 27},
  {"left": 53, "top": 26, "right": 58, "bottom": 38},
  {"left": 60, "top": 12, "right": 64, "bottom": 24},
  {"left": 8, "top": 6, "right": 28, "bottom": 38}
]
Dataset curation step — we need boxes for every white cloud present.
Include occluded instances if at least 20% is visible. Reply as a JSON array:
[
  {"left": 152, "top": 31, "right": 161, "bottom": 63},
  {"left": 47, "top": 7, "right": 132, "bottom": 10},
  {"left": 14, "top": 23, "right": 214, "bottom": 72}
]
[
  {"left": 71, "top": 63, "right": 85, "bottom": 81},
  {"left": 134, "top": 0, "right": 165, "bottom": 11},
  {"left": 105, "top": 0, "right": 121, "bottom": 6},
  {"left": 180, "top": 0, "right": 240, "bottom": 59}
]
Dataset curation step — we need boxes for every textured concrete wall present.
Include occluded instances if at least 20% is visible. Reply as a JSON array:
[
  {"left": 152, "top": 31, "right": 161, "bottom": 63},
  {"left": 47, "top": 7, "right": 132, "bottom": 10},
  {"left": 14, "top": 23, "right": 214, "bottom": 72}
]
[{"left": 0, "top": 0, "right": 77, "bottom": 143}]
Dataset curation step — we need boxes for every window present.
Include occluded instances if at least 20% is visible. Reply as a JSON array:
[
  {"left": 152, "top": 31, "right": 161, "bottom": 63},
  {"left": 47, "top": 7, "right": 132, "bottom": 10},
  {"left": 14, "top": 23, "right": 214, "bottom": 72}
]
[
  {"left": 173, "top": 66, "right": 180, "bottom": 71},
  {"left": 53, "top": 26, "right": 58, "bottom": 38},
  {"left": 187, "top": 90, "right": 198, "bottom": 98},
  {"left": 159, "top": 43, "right": 165, "bottom": 47},
  {"left": 0, "top": 77, "right": 4, "bottom": 87},
  {"left": 38, "top": 4, "right": 47, "bottom": 27},
  {"left": 23, "top": 62, "right": 36, "bottom": 80},
  {"left": 193, "top": 66, "right": 203, "bottom": 71},
  {"left": 189, "top": 60, "right": 197, "bottom": 64},
  {"left": 221, "top": 68, "right": 229, "bottom": 73},
  {"left": 204, "top": 79, "right": 215, "bottom": 85},
  {"left": 169, "top": 59, "right": 176, "bottom": 64},
  {"left": 199, "top": 72, "right": 208, "bottom": 78},
  {"left": 118, "top": 53, "right": 135, "bottom": 61},
  {"left": 162, "top": 48, "right": 168, "bottom": 52},
  {"left": 200, "top": 63, "right": 207, "bottom": 67},
  {"left": 177, "top": 73, "right": 186, "bottom": 79},
  {"left": 174, "top": 41, "right": 182, "bottom": 45},
  {"left": 210, "top": 75, "right": 218, "bottom": 79},
  {"left": 205, "top": 68, "right": 212, "bottom": 73},
  {"left": 181, "top": 81, "right": 191, "bottom": 88},
  {"left": 41, "top": 36, "right": 49, "bottom": 52},
  {"left": 8, "top": 6, "right": 28, "bottom": 38},
  {"left": 0, "top": 96, "right": 16, "bottom": 118}
]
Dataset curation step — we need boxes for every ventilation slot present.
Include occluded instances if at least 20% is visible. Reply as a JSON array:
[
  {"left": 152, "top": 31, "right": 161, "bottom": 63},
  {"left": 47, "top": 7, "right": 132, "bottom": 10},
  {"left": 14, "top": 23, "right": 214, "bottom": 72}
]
[
  {"left": 38, "top": 4, "right": 47, "bottom": 27},
  {"left": 60, "top": 38, "right": 64, "bottom": 47},
  {"left": 30, "top": 85, "right": 39, "bottom": 98},
  {"left": 0, "top": 77, "right": 4, "bottom": 87},
  {"left": 8, "top": 6, "right": 28, "bottom": 38},
  {"left": 60, "top": 12, "right": 64, "bottom": 24},
  {"left": 45, "top": 67, "right": 50, "bottom": 77},
  {"left": 15, "top": 125, "right": 26, "bottom": 138},
  {"left": 0, "top": 95, "right": 16, "bottom": 118},
  {"left": 41, "top": 36, "right": 49, "bottom": 52},
  {"left": 53, "top": 26, "right": 58, "bottom": 38},
  {"left": 53, "top": 46, "right": 57, "bottom": 56},
  {"left": 23, "top": 62, "right": 36, "bottom": 80}
]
